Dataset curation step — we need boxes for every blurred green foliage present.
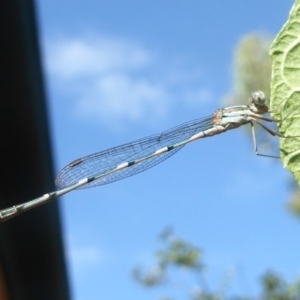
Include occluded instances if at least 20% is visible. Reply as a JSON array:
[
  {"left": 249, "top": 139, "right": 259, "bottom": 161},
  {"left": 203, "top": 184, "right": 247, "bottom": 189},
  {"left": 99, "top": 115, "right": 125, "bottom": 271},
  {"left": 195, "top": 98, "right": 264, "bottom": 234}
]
[{"left": 133, "top": 229, "right": 300, "bottom": 300}]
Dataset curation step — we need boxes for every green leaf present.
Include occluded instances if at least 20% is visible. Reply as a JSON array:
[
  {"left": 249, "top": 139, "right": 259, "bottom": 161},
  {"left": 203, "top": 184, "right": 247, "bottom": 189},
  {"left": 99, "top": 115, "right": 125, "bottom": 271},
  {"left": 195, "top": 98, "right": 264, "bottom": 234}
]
[{"left": 270, "top": 0, "right": 300, "bottom": 184}]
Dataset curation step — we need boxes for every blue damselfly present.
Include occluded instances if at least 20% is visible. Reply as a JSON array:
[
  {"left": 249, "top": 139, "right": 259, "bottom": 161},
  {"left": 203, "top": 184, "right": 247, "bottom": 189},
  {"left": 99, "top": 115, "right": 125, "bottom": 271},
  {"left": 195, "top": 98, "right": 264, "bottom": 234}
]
[{"left": 0, "top": 91, "right": 285, "bottom": 221}]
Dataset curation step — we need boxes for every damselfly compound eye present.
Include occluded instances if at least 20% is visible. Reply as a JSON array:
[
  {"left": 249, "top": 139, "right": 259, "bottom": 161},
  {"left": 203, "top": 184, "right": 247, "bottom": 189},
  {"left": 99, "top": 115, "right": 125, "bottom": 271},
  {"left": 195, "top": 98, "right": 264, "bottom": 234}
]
[{"left": 251, "top": 90, "right": 266, "bottom": 106}]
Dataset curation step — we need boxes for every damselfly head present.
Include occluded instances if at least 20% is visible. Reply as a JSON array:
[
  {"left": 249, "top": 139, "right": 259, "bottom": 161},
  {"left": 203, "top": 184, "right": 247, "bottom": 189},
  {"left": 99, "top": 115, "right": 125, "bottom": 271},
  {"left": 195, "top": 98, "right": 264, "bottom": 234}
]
[{"left": 251, "top": 91, "right": 266, "bottom": 106}]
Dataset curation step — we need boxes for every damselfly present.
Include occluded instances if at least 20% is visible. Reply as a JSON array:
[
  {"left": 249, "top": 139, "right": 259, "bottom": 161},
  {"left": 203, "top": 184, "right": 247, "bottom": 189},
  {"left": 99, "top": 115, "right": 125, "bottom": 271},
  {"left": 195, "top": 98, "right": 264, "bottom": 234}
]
[{"left": 0, "top": 91, "right": 286, "bottom": 221}]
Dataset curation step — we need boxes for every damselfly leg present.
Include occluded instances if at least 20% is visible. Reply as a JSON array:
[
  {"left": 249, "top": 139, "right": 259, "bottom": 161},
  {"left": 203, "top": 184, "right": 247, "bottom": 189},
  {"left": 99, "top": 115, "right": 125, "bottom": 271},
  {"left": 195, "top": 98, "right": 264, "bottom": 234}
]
[{"left": 249, "top": 98, "right": 300, "bottom": 158}]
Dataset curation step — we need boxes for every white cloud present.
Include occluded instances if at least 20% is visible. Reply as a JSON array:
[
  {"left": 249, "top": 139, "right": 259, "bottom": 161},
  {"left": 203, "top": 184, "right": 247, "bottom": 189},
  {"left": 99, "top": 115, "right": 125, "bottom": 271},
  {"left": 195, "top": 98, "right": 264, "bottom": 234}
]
[
  {"left": 45, "top": 34, "right": 151, "bottom": 79},
  {"left": 75, "top": 73, "right": 171, "bottom": 124},
  {"left": 43, "top": 33, "right": 212, "bottom": 128}
]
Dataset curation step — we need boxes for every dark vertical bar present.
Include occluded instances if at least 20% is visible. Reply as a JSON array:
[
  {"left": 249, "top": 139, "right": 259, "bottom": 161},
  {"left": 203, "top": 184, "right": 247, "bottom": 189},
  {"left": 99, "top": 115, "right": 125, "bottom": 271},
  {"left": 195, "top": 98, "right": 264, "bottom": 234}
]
[{"left": 0, "top": 0, "right": 70, "bottom": 299}]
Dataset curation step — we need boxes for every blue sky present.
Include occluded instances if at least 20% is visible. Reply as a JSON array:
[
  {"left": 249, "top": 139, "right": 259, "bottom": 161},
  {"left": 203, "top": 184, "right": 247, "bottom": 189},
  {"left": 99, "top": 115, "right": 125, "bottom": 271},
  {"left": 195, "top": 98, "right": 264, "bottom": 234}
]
[{"left": 35, "top": 1, "right": 299, "bottom": 299}]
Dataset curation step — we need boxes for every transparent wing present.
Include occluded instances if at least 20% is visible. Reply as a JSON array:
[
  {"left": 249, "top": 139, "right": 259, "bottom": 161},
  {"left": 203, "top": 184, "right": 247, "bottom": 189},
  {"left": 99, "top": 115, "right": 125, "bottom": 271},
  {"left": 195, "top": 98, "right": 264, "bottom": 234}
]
[{"left": 55, "top": 115, "right": 214, "bottom": 189}]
